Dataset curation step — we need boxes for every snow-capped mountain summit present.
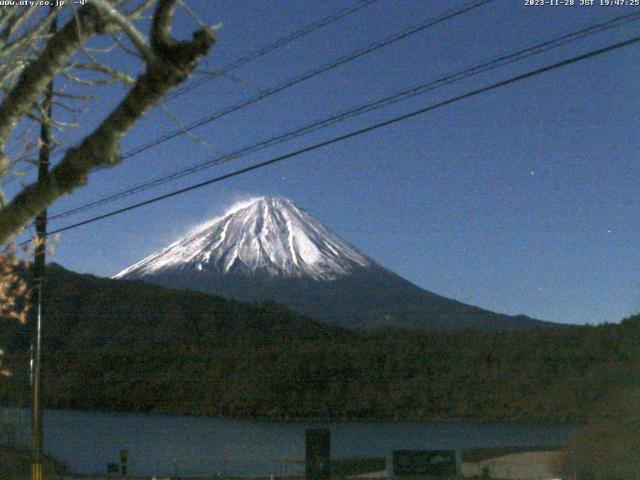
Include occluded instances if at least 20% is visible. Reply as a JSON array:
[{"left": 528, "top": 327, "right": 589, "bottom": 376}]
[
  {"left": 116, "top": 196, "right": 553, "bottom": 331},
  {"left": 115, "top": 196, "right": 372, "bottom": 281}
]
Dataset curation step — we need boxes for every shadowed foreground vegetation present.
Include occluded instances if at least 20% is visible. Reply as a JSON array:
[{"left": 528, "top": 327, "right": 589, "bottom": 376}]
[
  {"left": 560, "top": 385, "right": 640, "bottom": 479},
  {"left": 0, "top": 266, "right": 639, "bottom": 424},
  {"left": 35, "top": 321, "right": 640, "bottom": 422},
  {"left": 0, "top": 447, "right": 63, "bottom": 480},
  {"left": 2, "top": 320, "right": 640, "bottom": 423}
]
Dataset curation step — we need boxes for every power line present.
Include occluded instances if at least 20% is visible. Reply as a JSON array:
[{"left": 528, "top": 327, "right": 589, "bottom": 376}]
[
  {"left": 1, "top": 0, "right": 380, "bottom": 185},
  {"left": 46, "top": 0, "right": 502, "bottom": 219},
  {"left": 6, "top": 0, "right": 492, "bottom": 185},
  {"left": 34, "top": 35, "right": 638, "bottom": 242},
  {"left": 48, "top": 11, "right": 640, "bottom": 221},
  {"left": 165, "top": 0, "right": 382, "bottom": 101},
  {"left": 119, "top": 0, "right": 494, "bottom": 160}
]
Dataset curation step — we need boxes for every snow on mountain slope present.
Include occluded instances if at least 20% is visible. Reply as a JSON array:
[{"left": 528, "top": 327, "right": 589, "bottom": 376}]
[
  {"left": 114, "top": 196, "right": 555, "bottom": 331},
  {"left": 114, "top": 197, "right": 372, "bottom": 281}
]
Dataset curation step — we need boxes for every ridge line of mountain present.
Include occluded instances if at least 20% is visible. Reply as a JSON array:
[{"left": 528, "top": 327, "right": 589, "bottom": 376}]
[{"left": 114, "top": 196, "right": 558, "bottom": 331}]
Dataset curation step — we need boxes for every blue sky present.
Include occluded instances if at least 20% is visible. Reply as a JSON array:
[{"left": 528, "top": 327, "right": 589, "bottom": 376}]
[{"left": 8, "top": 0, "right": 640, "bottom": 325}]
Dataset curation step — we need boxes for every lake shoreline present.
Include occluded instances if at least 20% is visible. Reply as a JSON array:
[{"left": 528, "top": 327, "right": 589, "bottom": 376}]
[
  {"left": 1, "top": 404, "right": 585, "bottom": 427},
  {"left": 1, "top": 446, "right": 568, "bottom": 480},
  {"left": 0, "top": 408, "right": 578, "bottom": 477}
]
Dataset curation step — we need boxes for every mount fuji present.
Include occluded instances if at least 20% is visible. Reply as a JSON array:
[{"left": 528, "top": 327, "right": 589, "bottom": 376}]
[
  {"left": 115, "top": 196, "right": 552, "bottom": 331},
  {"left": 116, "top": 197, "right": 372, "bottom": 281}
]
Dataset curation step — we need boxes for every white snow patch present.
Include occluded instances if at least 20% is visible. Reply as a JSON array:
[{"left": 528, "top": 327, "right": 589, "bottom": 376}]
[
  {"left": 185, "top": 196, "right": 263, "bottom": 237},
  {"left": 114, "top": 196, "right": 373, "bottom": 281}
]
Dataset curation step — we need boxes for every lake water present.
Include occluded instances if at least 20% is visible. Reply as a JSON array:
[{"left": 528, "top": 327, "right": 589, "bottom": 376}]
[{"left": 0, "top": 408, "right": 577, "bottom": 477}]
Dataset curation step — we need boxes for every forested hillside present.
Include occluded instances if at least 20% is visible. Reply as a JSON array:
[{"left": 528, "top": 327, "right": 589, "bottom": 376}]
[
  {"left": 1, "top": 265, "right": 639, "bottom": 422},
  {"left": 28, "top": 321, "right": 640, "bottom": 421}
]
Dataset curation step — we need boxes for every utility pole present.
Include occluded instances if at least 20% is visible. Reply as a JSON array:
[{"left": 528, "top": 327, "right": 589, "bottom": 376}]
[{"left": 31, "top": 8, "right": 57, "bottom": 480}]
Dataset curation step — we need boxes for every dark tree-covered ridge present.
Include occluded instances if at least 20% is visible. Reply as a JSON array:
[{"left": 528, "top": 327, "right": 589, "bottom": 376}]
[{"left": 1, "top": 264, "right": 638, "bottom": 422}]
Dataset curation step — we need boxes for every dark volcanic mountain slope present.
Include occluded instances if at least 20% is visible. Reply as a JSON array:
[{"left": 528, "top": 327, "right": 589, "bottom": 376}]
[
  {"left": 145, "top": 265, "right": 549, "bottom": 331},
  {"left": 116, "top": 196, "right": 555, "bottom": 331}
]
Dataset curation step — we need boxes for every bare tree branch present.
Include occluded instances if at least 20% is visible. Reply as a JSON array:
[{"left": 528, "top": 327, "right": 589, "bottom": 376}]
[
  {"left": 0, "top": 7, "right": 58, "bottom": 59},
  {"left": 127, "top": 0, "right": 157, "bottom": 19},
  {"left": 1, "top": 7, "right": 37, "bottom": 42},
  {"left": 0, "top": 1, "right": 216, "bottom": 243},
  {"left": 71, "top": 61, "right": 136, "bottom": 85},
  {"left": 157, "top": 101, "right": 221, "bottom": 153},
  {"left": 0, "top": 5, "right": 113, "bottom": 162},
  {"left": 91, "top": 0, "right": 157, "bottom": 64}
]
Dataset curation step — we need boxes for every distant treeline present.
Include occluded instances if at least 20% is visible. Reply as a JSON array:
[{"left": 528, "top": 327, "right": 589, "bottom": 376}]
[
  {"left": 0, "top": 265, "right": 639, "bottom": 422},
  {"left": 3, "top": 320, "right": 640, "bottom": 422}
]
